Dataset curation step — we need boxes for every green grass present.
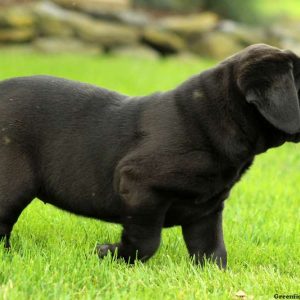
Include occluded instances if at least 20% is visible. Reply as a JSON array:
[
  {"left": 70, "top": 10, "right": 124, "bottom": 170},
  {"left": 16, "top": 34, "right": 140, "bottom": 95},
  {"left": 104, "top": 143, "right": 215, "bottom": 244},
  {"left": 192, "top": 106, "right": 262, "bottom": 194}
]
[{"left": 0, "top": 51, "right": 299, "bottom": 299}]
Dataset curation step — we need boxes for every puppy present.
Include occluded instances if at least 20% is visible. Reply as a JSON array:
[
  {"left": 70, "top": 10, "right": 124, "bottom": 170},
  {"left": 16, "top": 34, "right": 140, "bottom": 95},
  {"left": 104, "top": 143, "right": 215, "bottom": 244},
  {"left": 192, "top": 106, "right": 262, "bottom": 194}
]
[{"left": 0, "top": 44, "right": 299, "bottom": 267}]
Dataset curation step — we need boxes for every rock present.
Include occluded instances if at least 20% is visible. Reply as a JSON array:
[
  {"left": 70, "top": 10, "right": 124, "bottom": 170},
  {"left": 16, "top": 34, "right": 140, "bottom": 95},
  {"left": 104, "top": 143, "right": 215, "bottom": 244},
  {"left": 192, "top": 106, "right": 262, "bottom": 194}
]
[
  {"left": 0, "top": 44, "right": 34, "bottom": 53},
  {"left": 32, "top": 1, "right": 78, "bottom": 37},
  {"left": 73, "top": 18, "right": 139, "bottom": 48},
  {"left": 159, "top": 12, "right": 219, "bottom": 39},
  {"left": 106, "top": 10, "right": 151, "bottom": 27},
  {"left": 267, "top": 22, "right": 300, "bottom": 43},
  {"left": 0, "top": 27, "right": 35, "bottom": 42},
  {"left": 37, "top": 17, "right": 74, "bottom": 37},
  {"left": 53, "top": 0, "right": 152, "bottom": 28},
  {"left": 51, "top": 0, "right": 146, "bottom": 32},
  {"left": 85, "top": 9, "right": 152, "bottom": 27},
  {"left": 33, "top": 1, "right": 139, "bottom": 48},
  {"left": 171, "top": 51, "right": 200, "bottom": 63},
  {"left": 142, "top": 27, "right": 186, "bottom": 54},
  {"left": 191, "top": 31, "right": 243, "bottom": 60},
  {"left": 53, "top": 0, "right": 131, "bottom": 13},
  {"left": 279, "top": 39, "right": 300, "bottom": 56},
  {"left": 33, "top": 37, "right": 102, "bottom": 54},
  {"left": 110, "top": 45, "right": 160, "bottom": 60},
  {"left": 0, "top": 4, "right": 37, "bottom": 43},
  {"left": 33, "top": 1, "right": 74, "bottom": 37},
  {"left": 0, "top": 5, "right": 36, "bottom": 28},
  {"left": 265, "top": 22, "right": 300, "bottom": 48},
  {"left": 218, "top": 20, "right": 267, "bottom": 46}
]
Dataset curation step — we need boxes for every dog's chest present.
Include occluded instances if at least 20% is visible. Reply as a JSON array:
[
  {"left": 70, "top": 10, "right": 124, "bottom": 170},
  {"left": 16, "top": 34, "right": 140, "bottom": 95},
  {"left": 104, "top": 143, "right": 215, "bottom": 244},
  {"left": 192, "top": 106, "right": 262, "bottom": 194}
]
[{"left": 163, "top": 159, "right": 253, "bottom": 227}]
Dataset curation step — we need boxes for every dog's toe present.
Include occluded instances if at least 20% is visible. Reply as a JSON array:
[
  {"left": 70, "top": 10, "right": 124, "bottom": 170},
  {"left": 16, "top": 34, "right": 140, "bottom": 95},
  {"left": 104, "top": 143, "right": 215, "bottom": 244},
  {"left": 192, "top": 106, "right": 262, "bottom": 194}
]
[{"left": 95, "top": 243, "right": 118, "bottom": 258}]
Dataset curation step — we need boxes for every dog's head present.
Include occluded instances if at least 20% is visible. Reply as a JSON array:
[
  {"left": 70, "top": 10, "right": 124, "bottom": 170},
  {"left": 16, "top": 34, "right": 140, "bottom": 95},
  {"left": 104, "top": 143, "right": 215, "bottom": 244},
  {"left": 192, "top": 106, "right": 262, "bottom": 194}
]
[{"left": 234, "top": 44, "right": 300, "bottom": 135}]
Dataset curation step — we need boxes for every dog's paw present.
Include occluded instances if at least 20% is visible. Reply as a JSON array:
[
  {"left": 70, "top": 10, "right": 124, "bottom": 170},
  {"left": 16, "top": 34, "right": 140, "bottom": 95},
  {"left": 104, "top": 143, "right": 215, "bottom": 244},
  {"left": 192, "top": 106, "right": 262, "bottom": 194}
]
[{"left": 95, "top": 243, "right": 118, "bottom": 259}]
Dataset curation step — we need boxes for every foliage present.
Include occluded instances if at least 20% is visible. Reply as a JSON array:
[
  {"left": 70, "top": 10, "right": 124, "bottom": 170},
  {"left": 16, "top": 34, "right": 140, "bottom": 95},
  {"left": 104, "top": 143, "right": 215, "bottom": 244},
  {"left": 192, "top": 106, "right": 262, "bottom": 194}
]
[
  {"left": 134, "top": 0, "right": 300, "bottom": 23},
  {"left": 133, "top": 0, "right": 262, "bottom": 23},
  {"left": 201, "top": 0, "right": 262, "bottom": 24},
  {"left": 0, "top": 51, "right": 299, "bottom": 299},
  {"left": 133, "top": 0, "right": 202, "bottom": 12}
]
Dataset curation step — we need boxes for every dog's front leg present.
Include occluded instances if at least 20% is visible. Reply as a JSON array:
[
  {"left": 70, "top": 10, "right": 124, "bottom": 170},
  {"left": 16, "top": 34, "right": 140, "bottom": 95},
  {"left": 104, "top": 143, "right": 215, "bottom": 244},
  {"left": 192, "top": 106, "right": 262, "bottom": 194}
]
[
  {"left": 182, "top": 208, "right": 227, "bottom": 268},
  {"left": 97, "top": 165, "right": 169, "bottom": 263},
  {"left": 96, "top": 214, "right": 164, "bottom": 263}
]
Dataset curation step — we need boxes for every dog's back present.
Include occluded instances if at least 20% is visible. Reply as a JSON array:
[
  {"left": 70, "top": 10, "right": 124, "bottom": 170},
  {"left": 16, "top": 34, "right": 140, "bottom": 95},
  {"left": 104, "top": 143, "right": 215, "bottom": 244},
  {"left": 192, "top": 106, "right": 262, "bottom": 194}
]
[{"left": 0, "top": 76, "right": 140, "bottom": 228}]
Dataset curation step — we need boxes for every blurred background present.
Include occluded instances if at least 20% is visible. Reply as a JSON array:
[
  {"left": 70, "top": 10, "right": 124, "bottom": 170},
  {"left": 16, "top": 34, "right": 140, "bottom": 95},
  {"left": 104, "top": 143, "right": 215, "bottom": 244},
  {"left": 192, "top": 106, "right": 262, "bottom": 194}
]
[{"left": 1, "top": 0, "right": 300, "bottom": 60}]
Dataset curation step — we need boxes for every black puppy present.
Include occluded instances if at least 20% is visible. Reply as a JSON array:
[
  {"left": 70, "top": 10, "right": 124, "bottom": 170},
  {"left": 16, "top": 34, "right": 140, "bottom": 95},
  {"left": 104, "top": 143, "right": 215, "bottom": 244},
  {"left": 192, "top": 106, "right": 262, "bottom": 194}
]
[{"left": 0, "top": 44, "right": 300, "bottom": 267}]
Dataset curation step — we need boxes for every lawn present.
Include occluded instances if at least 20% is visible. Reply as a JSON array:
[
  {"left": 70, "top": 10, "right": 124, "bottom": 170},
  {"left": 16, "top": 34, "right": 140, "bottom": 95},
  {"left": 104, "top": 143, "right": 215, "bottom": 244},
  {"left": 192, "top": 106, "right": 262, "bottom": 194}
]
[{"left": 0, "top": 51, "right": 299, "bottom": 299}]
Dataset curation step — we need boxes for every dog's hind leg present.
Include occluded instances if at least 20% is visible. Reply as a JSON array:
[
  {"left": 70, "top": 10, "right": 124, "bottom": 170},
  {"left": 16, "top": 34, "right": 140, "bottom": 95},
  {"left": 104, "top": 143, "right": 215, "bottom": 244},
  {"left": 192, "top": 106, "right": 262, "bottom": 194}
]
[{"left": 0, "top": 146, "right": 36, "bottom": 248}]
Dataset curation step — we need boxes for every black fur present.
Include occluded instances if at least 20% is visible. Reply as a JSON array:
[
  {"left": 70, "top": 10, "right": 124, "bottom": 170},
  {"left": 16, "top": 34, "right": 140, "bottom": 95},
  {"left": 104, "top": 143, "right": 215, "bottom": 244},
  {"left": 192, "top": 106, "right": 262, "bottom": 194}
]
[{"left": 1, "top": 44, "right": 300, "bottom": 267}]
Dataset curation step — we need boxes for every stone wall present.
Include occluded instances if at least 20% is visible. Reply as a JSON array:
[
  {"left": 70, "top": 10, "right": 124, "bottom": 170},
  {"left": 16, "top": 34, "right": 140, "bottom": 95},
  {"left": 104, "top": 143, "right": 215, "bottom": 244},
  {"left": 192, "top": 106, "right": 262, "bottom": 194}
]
[
  {"left": 0, "top": 0, "right": 300, "bottom": 60},
  {"left": 0, "top": 0, "right": 32, "bottom": 5}
]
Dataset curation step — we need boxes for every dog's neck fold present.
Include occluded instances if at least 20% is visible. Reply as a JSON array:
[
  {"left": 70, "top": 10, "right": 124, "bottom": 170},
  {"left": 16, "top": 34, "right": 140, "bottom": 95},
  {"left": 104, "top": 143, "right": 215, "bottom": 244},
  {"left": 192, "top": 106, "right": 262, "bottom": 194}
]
[{"left": 169, "top": 62, "right": 288, "bottom": 160}]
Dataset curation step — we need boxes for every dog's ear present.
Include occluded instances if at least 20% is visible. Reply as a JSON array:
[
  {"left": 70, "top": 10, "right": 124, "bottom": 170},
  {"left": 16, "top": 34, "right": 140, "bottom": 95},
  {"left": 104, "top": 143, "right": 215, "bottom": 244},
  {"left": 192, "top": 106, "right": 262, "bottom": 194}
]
[
  {"left": 245, "top": 69, "right": 300, "bottom": 134},
  {"left": 237, "top": 45, "right": 300, "bottom": 134}
]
